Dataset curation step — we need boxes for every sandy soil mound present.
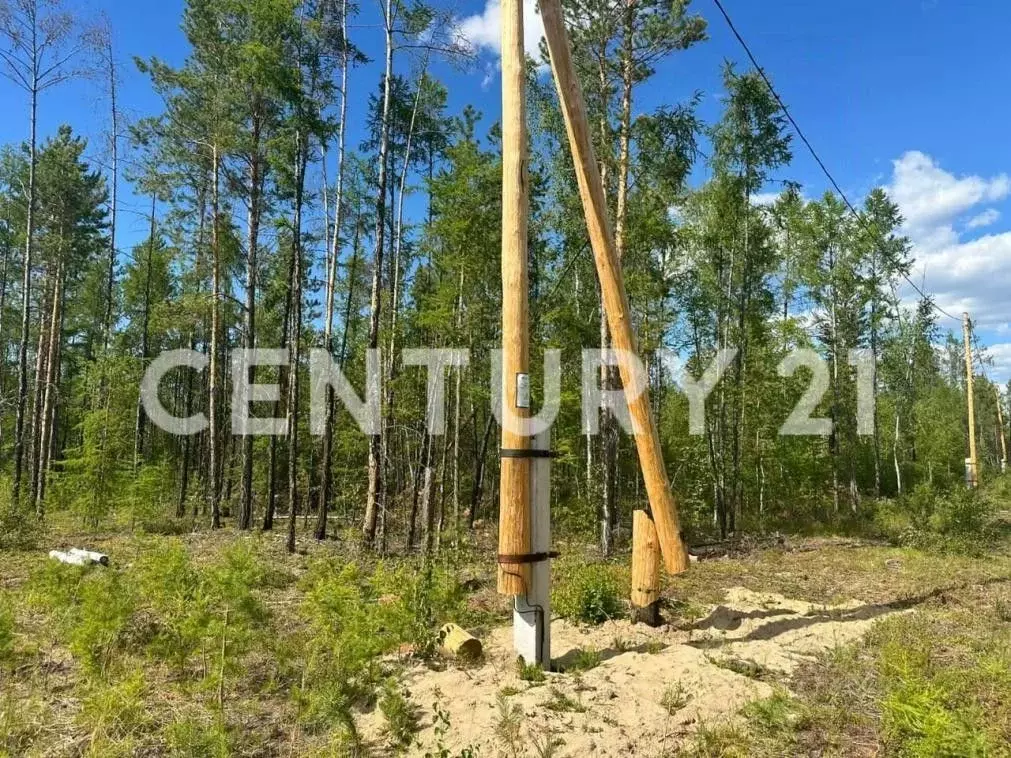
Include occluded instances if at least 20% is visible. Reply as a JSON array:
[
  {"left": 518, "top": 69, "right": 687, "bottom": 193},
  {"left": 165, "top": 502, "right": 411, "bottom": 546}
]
[{"left": 363, "top": 587, "right": 906, "bottom": 756}]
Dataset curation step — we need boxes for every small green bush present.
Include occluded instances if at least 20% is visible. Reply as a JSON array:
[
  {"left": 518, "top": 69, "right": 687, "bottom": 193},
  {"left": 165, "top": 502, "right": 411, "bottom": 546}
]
[
  {"left": 0, "top": 598, "right": 14, "bottom": 666},
  {"left": 553, "top": 561, "right": 624, "bottom": 624},
  {"left": 69, "top": 570, "right": 136, "bottom": 675},
  {"left": 79, "top": 668, "right": 150, "bottom": 740},
  {"left": 882, "top": 681, "right": 990, "bottom": 756},
  {"left": 661, "top": 680, "right": 691, "bottom": 714},
  {"left": 131, "top": 540, "right": 212, "bottom": 671},
  {"left": 0, "top": 500, "right": 39, "bottom": 550},
  {"left": 25, "top": 560, "right": 89, "bottom": 614},
  {"left": 873, "top": 482, "right": 999, "bottom": 554},
  {"left": 517, "top": 658, "right": 546, "bottom": 682},
  {"left": 164, "top": 712, "right": 230, "bottom": 757},
  {"left": 379, "top": 680, "right": 420, "bottom": 749},
  {"left": 929, "top": 488, "right": 990, "bottom": 536},
  {"left": 566, "top": 647, "right": 601, "bottom": 672},
  {"left": 296, "top": 559, "right": 433, "bottom": 733}
]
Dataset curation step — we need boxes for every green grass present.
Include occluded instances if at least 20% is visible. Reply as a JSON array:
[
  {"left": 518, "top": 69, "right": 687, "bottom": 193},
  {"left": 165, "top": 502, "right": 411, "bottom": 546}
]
[
  {"left": 544, "top": 687, "right": 586, "bottom": 713},
  {"left": 686, "top": 579, "right": 1011, "bottom": 756},
  {"left": 660, "top": 680, "right": 691, "bottom": 715},
  {"left": 5, "top": 497, "right": 1011, "bottom": 757},
  {"left": 0, "top": 530, "right": 481, "bottom": 756}
]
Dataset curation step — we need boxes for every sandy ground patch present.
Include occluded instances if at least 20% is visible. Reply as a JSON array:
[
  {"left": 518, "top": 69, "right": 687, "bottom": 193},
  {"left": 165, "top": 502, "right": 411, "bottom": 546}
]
[{"left": 360, "top": 586, "right": 909, "bottom": 756}]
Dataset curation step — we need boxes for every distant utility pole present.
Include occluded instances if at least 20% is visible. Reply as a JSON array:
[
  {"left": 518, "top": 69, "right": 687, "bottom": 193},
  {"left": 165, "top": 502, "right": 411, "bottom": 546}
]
[{"left": 963, "top": 312, "right": 979, "bottom": 488}]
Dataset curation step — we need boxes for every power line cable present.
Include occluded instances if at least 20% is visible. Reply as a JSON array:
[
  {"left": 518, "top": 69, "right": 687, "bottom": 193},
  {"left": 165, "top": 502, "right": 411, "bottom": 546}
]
[{"left": 710, "top": 0, "right": 961, "bottom": 324}]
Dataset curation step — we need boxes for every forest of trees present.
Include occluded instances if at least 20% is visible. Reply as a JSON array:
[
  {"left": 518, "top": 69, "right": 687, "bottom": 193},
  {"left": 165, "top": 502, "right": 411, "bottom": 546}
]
[{"left": 0, "top": 0, "right": 1003, "bottom": 555}]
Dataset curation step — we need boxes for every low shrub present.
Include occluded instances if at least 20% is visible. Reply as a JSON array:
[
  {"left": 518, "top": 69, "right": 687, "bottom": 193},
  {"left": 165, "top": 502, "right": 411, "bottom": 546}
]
[
  {"left": 0, "top": 597, "right": 14, "bottom": 666},
  {"left": 379, "top": 680, "right": 421, "bottom": 749},
  {"left": 69, "top": 569, "right": 136, "bottom": 675},
  {"left": 78, "top": 668, "right": 151, "bottom": 740},
  {"left": 163, "top": 711, "right": 230, "bottom": 757},
  {"left": 0, "top": 501, "right": 39, "bottom": 550},
  {"left": 871, "top": 482, "right": 1000, "bottom": 554},
  {"left": 552, "top": 559, "right": 624, "bottom": 624}
]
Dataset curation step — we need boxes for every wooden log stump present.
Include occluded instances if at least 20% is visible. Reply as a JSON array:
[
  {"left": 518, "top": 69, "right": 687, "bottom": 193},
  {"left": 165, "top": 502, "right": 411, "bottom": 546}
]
[
  {"left": 630, "top": 509, "right": 662, "bottom": 627},
  {"left": 439, "top": 623, "right": 483, "bottom": 660}
]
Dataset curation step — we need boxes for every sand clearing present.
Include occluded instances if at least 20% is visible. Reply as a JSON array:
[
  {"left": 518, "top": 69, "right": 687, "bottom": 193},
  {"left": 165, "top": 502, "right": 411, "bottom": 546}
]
[{"left": 359, "top": 587, "right": 908, "bottom": 756}]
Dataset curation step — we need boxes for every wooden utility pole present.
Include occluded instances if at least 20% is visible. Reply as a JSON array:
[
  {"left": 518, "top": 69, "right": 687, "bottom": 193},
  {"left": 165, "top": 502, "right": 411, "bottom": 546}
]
[
  {"left": 963, "top": 312, "right": 979, "bottom": 488},
  {"left": 497, "top": 0, "right": 532, "bottom": 596},
  {"left": 996, "top": 386, "right": 1007, "bottom": 473},
  {"left": 539, "top": 0, "right": 689, "bottom": 575}
]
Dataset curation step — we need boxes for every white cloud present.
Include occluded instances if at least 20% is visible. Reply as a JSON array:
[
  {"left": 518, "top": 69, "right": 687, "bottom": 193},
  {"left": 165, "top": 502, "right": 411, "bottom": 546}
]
[
  {"left": 884, "top": 152, "right": 1011, "bottom": 336},
  {"left": 981, "top": 342, "right": 1011, "bottom": 385},
  {"left": 966, "top": 208, "right": 1001, "bottom": 230},
  {"left": 751, "top": 192, "right": 781, "bottom": 207},
  {"left": 887, "top": 151, "right": 1009, "bottom": 243},
  {"left": 456, "top": 0, "right": 545, "bottom": 63}
]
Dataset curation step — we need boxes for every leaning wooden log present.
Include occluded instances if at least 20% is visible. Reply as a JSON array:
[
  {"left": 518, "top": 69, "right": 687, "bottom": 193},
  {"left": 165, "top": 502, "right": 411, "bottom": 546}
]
[
  {"left": 538, "top": 0, "right": 689, "bottom": 575},
  {"left": 439, "top": 623, "right": 483, "bottom": 660}
]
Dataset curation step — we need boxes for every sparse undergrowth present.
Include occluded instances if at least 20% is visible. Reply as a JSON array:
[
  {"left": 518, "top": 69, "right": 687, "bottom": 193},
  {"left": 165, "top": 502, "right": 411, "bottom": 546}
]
[
  {"left": 685, "top": 579, "right": 1011, "bottom": 756},
  {"left": 0, "top": 532, "right": 483, "bottom": 756},
  {"left": 3, "top": 494, "right": 1011, "bottom": 756}
]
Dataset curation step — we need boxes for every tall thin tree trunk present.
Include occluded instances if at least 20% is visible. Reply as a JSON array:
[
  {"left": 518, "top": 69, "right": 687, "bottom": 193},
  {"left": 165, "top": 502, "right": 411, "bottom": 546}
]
[
  {"left": 239, "top": 115, "right": 263, "bottom": 531},
  {"left": 134, "top": 193, "right": 157, "bottom": 470},
  {"left": 317, "top": 0, "right": 351, "bottom": 542},
  {"left": 28, "top": 253, "right": 53, "bottom": 508},
  {"left": 287, "top": 113, "right": 308, "bottom": 549},
  {"left": 209, "top": 145, "right": 223, "bottom": 528},
  {"left": 363, "top": 1, "right": 395, "bottom": 547},
  {"left": 268, "top": 235, "right": 296, "bottom": 533},
  {"left": 469, "top": 411, "right": 494, "bottom": 527},
  {"left": 103, "top": 31, "right": 119, "bottom": 351},
  {"left": 13, "top": 85, "right": 39, "bottom": 506},
  {"left": 451, "top": 269, "right": 464, "bottom": 549},
  {"left": 35, "top": 259, "right": 62, "bottom": 512}
]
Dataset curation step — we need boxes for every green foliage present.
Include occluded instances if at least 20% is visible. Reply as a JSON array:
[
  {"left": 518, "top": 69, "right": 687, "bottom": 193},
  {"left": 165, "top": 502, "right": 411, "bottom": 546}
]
[
  {"left": 552, "top": 560, "right": 624, "bottom": 624},
  {"left": 296, "top": 558, "right": 467, "bottom": 734},
  {"left": 69, "top": 569, "right": 136, "bottom": 675},
  {"left": 78, "top": 668, "right": 151, "bottom": 740},
  {"left": 125, "top": 462, "right": 177, "bottom": 530},
  {"left": 516, "top": 658, "right": 546, "bottom": 683},
  {"left": 53, "top": 356, "right": 138, "bottom": 530},
  {"left": 564, "top": 647, "right": 601, "bottom": 672},
  {"left": 882, "top": 681, "right": 989, "bottom": 756},
  {"left": 0, "top": 596, "right": 14, "bottom": 666},
  {"left": 379, "top": 680, "right": 421, "bottom": 749},
  {"left": 872, "top": 482, "right": 1001, "bottom": 554},
  {"left": 163, "top": 712, "right": 230, "bottom": 757},
  {"left": 425, "top": 701, "right": 479, "bottom": 758},
  {"left": 135, "top": 541, "right": 211, "bottom": 669},
  {"left": 25, "top": 559, "right": 90, "bottom": 614},
  {"left": 0, "top": 494, "right": 39, "bottom": 551},
  {"left": 493, "top": 693, "right": 524, "bottom": 755},
  {"left": 544, "top": 687, "right": 585, "bottom": 714},
  {"left": 23, "top": 538, "right": 272, "bottom": 683},
  {"left": 661, "top": 680, "right": 691, "bottom": 714}
]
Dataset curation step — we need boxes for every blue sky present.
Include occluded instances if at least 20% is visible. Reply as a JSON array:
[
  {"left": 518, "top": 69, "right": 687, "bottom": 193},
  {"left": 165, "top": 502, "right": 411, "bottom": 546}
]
[{"left": 3, "top": 0, "right": 1010, "bottom": 378}]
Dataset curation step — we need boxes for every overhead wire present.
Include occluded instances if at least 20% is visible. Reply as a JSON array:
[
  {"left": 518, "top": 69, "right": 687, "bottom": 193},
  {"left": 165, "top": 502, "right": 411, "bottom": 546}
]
[{"left": 710, "top": 0, "right": 961, "bottom": 324}]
